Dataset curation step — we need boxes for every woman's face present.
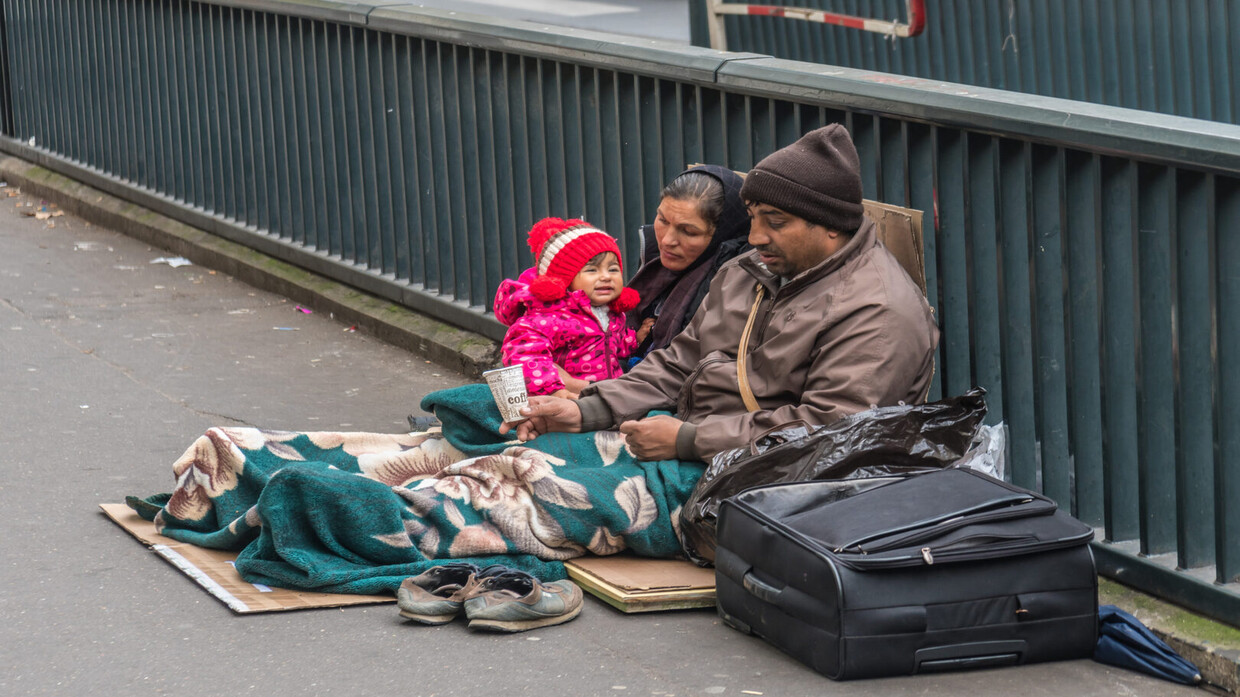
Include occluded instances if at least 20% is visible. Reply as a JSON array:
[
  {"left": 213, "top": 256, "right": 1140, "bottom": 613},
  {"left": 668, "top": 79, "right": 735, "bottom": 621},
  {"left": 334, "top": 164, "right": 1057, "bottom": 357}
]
[{"left": 653, "top": 197, "right": 714, "bottom": 272}]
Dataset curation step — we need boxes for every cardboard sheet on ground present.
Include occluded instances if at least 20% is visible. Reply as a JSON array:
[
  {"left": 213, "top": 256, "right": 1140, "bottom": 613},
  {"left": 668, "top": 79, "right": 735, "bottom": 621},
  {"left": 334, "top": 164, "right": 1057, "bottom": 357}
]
[
  {"left": 105, "top": 498, "right": 714, "bottom": 614},
  {"left": 100, "top": 503, "right": 394, "bottom": 614},
  {"left": 565, "top": 554, "right": 716, "bottom": 613}
]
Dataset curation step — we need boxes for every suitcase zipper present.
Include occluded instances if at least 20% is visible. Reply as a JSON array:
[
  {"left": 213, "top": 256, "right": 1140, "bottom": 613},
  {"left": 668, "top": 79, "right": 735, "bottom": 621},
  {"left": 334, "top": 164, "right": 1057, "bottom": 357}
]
[
  {"left": 917, "top": 534, "right": 1032, "bottom": 565},
  {"left": 735, "top": 500, "right": 1093, "bottom": 570},
  {"left": 728, "top": 485, "right": 1093, "bottom": 572},
  {"left": 832, "top": 494, "right": 1037, "bottom": 553},
  {"left": 843, "top": 532, "right": 1092, "bottom": 570}
]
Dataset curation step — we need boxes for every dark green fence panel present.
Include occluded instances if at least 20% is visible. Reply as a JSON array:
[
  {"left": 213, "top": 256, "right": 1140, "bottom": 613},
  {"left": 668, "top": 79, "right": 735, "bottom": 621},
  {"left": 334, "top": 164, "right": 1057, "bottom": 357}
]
[
  {"left": 2, "top": 0, "right": 1240, "bottom": 625},
  {"left": 1176, "top": 172, "right": 1215, "bottom": 570},
  {"left": 1099, "top": 157, "right": 1141, "bottom": 544},
  {"left": 0, "top": 2, "right": 13, "bottom": 135},
  {"left": 1064, "top": 151, "right": 1104, "bottom": 527},
  {"left": 1218, "top": 179, "right": 1240, "bottom": 585},
  {"left": 997, "top": 139, "right": 1037, "bottom": 494},
  {"left": 692, "top": 0, "right": 1240, "bottom": 125},
  {"left": 1137, "top": 164, "right": 1178, "bottom": 557}
]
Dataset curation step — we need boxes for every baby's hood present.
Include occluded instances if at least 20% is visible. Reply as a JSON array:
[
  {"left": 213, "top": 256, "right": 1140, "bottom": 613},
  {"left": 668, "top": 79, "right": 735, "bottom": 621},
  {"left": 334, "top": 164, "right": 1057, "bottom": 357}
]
[{"left": 493, "top": 267, "right": 541, "bottom": 326}]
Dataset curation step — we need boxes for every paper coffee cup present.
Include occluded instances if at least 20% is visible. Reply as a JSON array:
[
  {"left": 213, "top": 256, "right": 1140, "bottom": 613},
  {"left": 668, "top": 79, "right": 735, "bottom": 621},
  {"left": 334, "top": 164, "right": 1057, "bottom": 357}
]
[{"left": 483, "top": 365, "right": 529, "bottom": 423}]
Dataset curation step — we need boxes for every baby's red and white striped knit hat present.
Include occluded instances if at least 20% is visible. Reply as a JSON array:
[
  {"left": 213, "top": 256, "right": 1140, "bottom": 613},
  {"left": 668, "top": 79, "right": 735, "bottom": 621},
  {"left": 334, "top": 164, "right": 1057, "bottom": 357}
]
[{"left": 526, "top": 217, "right": 639, "bottom": 312}]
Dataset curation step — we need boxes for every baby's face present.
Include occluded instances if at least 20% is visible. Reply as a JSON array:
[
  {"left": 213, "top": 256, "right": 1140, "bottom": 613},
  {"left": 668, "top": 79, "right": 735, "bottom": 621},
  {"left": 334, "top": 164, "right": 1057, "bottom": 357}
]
[{"left": 569, "top": 252, "right": 623, "bottom": 306}]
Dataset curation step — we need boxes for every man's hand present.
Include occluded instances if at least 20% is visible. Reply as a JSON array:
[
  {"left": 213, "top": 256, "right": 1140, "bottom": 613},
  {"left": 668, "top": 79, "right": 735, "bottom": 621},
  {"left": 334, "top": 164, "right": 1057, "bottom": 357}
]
[
  {"left": 498, "top": 395, "right": 583, "bottom": 441},
  {"left": 619, "top": 414, "right": 684, "bottom": 461}
]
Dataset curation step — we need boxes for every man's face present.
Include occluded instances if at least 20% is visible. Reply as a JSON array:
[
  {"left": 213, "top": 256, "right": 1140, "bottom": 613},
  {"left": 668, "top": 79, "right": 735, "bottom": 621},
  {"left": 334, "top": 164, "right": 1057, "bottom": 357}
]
[{"left": 746, "top": 203, "right": 842, "bottom": 278}]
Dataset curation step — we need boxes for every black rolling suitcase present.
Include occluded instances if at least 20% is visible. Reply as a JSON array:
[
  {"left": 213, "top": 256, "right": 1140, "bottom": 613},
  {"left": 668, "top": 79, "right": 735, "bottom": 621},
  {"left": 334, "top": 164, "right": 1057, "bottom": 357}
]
[{"left": 714, "top": 468, "right": 1098, "bottom": 680}]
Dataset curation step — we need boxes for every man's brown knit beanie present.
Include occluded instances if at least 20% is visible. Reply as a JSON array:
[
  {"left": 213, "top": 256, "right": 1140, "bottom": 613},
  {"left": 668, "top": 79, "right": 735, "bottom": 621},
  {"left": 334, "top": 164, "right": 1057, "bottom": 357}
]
[{"left": 740, "top": 123, "right": 864, "bottom": 233}]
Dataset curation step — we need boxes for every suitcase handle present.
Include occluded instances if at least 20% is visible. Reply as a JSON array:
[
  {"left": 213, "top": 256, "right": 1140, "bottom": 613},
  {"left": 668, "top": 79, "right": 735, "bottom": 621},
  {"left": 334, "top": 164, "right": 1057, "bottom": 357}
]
[
  {"left": 914, "top": 640, "right": 1026, "bottom": 673},
  {"left": 742, "top": 570, "right": 783, "bottom": 604}
]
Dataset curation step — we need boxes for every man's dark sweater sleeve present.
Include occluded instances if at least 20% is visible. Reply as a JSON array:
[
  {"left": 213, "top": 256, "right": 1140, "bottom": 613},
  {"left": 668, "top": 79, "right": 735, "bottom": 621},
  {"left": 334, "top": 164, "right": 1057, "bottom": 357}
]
[
  {"left": 575, "top": 394, "right": 615, "bottom": 431},
  {"left": 675, "top": 422, "right": 699, "bottom": 461}
]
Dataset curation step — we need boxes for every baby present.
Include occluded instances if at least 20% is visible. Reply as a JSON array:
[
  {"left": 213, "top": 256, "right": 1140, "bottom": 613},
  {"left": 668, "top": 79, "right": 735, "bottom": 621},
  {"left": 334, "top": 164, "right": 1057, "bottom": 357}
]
[{"left": 494, "top": 217, "right": 654, "bottom": 398}]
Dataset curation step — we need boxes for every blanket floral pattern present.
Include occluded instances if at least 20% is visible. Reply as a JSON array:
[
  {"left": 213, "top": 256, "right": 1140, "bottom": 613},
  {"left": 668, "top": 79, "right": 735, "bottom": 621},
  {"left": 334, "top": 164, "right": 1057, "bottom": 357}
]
[{"left": 128, "top": 384, "right": 706, "bottom": 595}]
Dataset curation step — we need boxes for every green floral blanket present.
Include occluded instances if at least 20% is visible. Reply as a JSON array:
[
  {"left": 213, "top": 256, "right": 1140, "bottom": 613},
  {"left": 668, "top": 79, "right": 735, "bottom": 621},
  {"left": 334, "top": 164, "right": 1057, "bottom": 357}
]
[{"left": 127, "top": 384, "right": 706, "bottom": 595}]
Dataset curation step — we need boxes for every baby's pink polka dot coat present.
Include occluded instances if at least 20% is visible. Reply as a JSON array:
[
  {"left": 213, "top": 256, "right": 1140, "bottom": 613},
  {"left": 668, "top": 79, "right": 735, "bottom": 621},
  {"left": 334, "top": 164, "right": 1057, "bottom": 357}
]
[{"left": 494, "top": 268, "right": 640, "bottom": 395}]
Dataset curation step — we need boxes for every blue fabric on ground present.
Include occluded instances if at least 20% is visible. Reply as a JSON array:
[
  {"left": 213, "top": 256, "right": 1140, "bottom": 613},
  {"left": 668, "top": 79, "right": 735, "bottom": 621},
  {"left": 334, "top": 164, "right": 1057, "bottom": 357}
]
[{"left": 1094, "top": 604, "right": 1202, "bottom": 686}]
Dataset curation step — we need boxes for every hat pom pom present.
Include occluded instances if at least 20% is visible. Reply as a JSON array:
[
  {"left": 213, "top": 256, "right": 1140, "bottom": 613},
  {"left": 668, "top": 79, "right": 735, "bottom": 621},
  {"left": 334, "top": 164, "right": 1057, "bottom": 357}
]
[
  {"left": 530, "top": 274, "right": 568, "bottom": 302},
  {"left": 610, "top": 287, "right": 640, "bottom": 314},
  {"left": 528, "top": 217, "right": 566, "bottom": 257}
]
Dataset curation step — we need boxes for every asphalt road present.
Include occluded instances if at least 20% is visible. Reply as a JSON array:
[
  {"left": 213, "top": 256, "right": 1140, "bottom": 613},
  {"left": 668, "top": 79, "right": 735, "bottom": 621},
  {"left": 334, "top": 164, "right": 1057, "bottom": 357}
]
[{"left": 0, "top": 186, "right": 1199, "bottom": 696}]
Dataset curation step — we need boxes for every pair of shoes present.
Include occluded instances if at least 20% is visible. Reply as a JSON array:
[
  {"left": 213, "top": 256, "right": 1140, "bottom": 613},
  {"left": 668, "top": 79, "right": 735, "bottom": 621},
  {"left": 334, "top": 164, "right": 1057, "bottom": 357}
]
[
  {"left": 396, "top": 562, "right": 502, "bottom": 625},
  {"left": 463, "top": 569, "right": 584, "bottom": 633},
  {"left": 396, "top": 563, "right": 583, "bottom": 632}
]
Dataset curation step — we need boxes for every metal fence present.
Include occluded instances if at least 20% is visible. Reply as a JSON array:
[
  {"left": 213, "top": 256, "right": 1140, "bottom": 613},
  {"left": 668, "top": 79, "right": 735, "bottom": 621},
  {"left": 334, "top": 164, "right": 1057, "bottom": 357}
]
[
  {"left": 1, "top": 0, "right": 1239, "bottom": 626},
  {"left": 0, "top": 1, "right": 12, "bottom": 136},
  {"left": 690, "top": 0, "right": 1240, "bottom": 125}
]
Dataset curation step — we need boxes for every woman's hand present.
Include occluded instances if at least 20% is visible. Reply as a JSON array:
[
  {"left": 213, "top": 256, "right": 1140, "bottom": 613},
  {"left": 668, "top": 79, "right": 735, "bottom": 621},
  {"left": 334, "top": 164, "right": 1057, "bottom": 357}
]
[
  {"left": 554, "top": 364, "right": 591, "bottom": 394},
  {"left": 634, "top": 317, "right": 656, "bottom": 344}
]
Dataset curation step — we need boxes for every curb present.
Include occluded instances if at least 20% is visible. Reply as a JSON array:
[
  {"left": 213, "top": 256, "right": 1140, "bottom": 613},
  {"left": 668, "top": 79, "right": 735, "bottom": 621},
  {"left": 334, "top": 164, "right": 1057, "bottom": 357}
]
[
  {"left": 0, "top": 157, "right": 502, "bottom": 379},
  {"left": 5, "top": 156, "right": 1240, "bottom": 693}
]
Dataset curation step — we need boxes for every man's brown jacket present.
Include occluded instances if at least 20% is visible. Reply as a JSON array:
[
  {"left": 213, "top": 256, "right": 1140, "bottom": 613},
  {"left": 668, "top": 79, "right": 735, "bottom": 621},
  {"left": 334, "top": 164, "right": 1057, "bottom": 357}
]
[{"left": 577, "top": 216, "right": 940, "bottom": 461}]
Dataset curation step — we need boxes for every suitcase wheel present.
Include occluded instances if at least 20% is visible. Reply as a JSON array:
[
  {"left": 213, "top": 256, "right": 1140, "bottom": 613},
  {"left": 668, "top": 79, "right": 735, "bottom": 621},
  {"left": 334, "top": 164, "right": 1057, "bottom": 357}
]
[{"left": 717, "top": 606, "right": 752, "bottom": 635}]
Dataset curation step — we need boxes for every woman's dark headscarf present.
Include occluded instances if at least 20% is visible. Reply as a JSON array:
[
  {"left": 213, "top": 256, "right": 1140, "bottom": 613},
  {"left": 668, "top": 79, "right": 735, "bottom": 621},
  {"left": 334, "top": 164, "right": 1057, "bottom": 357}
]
[{"left": 627, "top": 164, "right": 751, "bottom": 354}]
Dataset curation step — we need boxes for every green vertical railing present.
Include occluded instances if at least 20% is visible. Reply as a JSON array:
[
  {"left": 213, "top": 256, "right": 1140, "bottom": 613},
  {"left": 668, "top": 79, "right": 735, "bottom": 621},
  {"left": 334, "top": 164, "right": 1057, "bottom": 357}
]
[
  {"left": 1, "top": 0, "right": 1238, "bottom": 626},
  {"left": 0, "top": 1, "right": 11, "bottom": 137}
]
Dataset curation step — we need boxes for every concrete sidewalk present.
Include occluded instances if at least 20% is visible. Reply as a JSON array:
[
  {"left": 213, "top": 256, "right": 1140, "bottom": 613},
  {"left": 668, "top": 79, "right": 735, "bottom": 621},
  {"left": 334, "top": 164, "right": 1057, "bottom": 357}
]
[{"left": 0, "top": 158, "right": 1229, "bottom": 696}]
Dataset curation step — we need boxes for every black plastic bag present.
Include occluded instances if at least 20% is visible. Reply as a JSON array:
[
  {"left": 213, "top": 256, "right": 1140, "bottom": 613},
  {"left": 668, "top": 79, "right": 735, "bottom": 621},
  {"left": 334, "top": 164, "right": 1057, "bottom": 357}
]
[{"left": 678, "top": 387, "right": 988, "bottom": 565}]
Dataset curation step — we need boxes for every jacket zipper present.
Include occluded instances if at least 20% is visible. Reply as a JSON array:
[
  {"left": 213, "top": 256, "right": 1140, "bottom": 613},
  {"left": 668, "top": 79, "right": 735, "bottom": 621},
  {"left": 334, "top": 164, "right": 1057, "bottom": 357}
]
[
  {"left": 678, "top": 353, "right": 729, "bottom": 416},
  {"left": 754, "top": 285, "right": 778, "bottom": 346},
  {"left": 604, "top": 314, "right": 613, "bottom": 374}
]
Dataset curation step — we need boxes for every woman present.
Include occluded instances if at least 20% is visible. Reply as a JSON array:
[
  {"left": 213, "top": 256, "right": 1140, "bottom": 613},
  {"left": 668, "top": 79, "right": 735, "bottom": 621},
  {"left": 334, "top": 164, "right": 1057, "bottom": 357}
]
[
  {"left": 626, "top": 164, "right": 751, "bottom": 361},
  {"left": 549, "top": 164, "right": 750, "bottom": 392}
]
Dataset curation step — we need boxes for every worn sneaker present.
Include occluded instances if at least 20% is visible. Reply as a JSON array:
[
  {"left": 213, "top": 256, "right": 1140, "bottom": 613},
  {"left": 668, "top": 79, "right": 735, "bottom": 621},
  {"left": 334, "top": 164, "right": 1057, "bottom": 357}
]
[
  {"left": 462, "top": 569, "right": 584, "bottom": 632},
  {"left": 396, "top": 562, "right": 507, "bottom": 624}
]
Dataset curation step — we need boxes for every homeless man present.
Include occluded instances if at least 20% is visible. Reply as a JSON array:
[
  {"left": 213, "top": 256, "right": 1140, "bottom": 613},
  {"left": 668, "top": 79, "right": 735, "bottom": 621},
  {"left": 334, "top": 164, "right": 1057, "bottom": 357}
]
[{"left": 502, "top": 124, "right": 941, "bottom": 462}]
